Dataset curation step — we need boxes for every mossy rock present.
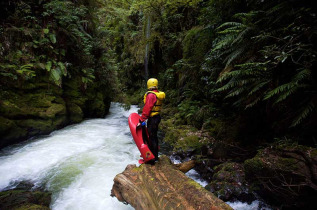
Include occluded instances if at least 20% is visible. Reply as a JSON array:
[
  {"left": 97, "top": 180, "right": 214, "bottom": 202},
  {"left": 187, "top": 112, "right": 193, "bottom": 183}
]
[
  {"left": 84, "top": 98, "right": 105, "bottom": 118},
  {"left": 0, "top": 116, "right": 16, "bottom": 134},
  {"left": 14, "top": 203, "right": 50, "bottom": 210},
  {"left": 63, "top": 78, "right": 87, "bottom": 106},
  {"left": 206, "top": 162, "right": 251, "bottom": 201},
  {"left": 39, "top": 103, "right": 66, "bottom": 119},
  {"left": 51, "top": 115, "right": 68, "bottom": 129},
  {"left": 67, "top": 103, "right": 83, "bottom": 123},
  {"left": 17, "top": 119, "right": 52, "bottom": 136},
  {"left": 244, "top": 145, "right": 317, "bottom": 208},
  {"left": 175, "top": 135, "right": 201, "bottom": 151},
  {"left": 0, "top": 190, "right": 51, "bottom": 210},
  {"left": 0, "top": 92, "right": 60, "bottom": 119},
  {"left": 25, "top": 94, "right": 55, "bottom": 108},
  {"left": 0, "top": 117, "right": 28, "bottom": 147},
  {"left": 0, "top": 100, "right": 25, "bottom": 118}
]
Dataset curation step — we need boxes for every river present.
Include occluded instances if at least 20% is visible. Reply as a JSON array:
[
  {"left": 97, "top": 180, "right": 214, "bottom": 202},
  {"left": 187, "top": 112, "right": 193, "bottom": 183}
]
[
  {"left": 0, "top": 103, "right": 138, "bottom": 209},
  {"left": 0, "top": 103, "right": 267, "bottom": 210}
]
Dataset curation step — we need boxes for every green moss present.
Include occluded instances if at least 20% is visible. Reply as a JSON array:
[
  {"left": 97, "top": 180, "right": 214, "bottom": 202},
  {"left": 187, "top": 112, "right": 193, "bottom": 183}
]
[
  {"left": 14, "top": 204, "right": 50, "bottom": 210},
  {"left": 39, "top": 103, "right": 66, "bottom": 119},
  {"left": 0, "top": 117, "right": 27, "bottom": 144},
  {"left": 0, "top": 190, "right": 51, "bottom": 210},
  {"left": 183, "top": 26, "right": 212, "bottom": 62},
  {"left": 175, "top": 135, "right": 201, "bottom": 151},
  {"left": 0, "top": 116, "right": 15, "bottom": 134},
  {"left": 244, "top": 156, "right": 264, "bottom": 174},
  {"left": 26, "top": 94, "right": 55, "bottom": 108},
  {"left": 86, "top": 98, "right": 105, "bottom": 117},
  {"left": 52, "top": 116, "right": 67, "bottom": 129},
  {"left": 133, "top": 165, "right": 144, "bottom": 172},
  {"left": 276, "top": 157, "right": 299, "bottom": 171},
  {"left": 187, "top": 179, "right": 204, "bottom": 190},
  {"left": 17, "top": 119, "right": 52, "bottom": 136},
  {"left": 67, "top": 103, "right": 83, "bottom": 123},
  {"left": 0, "top": 100, "right": 24, "bottom": 118}
]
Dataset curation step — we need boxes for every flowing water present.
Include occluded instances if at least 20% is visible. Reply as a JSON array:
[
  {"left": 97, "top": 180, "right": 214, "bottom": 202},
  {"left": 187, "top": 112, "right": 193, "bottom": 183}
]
[
  {"left": 0, "top": 103, "right": 138, "bottom": 210},
  {"left": 0, "top": 102, "right": 270, "bottom": 210}
]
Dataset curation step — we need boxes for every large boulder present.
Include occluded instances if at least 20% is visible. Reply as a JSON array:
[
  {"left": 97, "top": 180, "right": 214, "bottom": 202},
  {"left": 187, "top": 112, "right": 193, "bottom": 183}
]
[
  {"left": 111, "top": 155, "right": 232, "bottom": 210},
  {"left": 206, "top": 162, "right": 253, "bottom": 202},
  {"left": 244, "top": 144, "right": 317, "bottom": 209}
]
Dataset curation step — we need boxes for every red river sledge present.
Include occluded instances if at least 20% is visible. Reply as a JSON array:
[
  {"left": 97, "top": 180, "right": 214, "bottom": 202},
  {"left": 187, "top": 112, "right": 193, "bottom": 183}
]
[{"left": 128, "top": 113, "right": 155, "bottom": 164}]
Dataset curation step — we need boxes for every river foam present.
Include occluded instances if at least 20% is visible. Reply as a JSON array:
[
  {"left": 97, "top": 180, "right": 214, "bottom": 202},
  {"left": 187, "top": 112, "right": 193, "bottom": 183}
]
[
  {"left": 0, "top": 103, "right": 270, "bottom": 210},
  {"left": 0, "top": 103, "right": 138, "bottom": 210}
]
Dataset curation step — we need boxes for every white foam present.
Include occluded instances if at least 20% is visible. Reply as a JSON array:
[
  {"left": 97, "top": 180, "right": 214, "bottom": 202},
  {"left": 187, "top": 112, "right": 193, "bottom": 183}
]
[{"left": 0, "top": 103, "right": 139, "bottom": 210}]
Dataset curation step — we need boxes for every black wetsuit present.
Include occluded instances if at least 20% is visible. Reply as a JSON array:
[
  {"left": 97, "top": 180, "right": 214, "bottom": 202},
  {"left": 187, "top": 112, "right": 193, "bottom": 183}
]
[{"left": 147, "top": 115, "right": 161, "bottom": 161}]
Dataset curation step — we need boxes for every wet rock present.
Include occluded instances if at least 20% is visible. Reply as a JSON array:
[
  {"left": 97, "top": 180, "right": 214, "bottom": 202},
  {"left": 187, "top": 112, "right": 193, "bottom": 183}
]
[
  {"left": 244, "top": 144, "right": 317, "bottom": 209},
  {"left": 111, "top": 155, "right": 232, "bottom": 210},
  {"left": 206, "top": 162, "right": 254, "bottom": 202},
  {"left": 0, "top": 75, "right": 111, "bottom": 149},
  {"left": 0, "top": 190, "right": 51, "bottom": 210}
]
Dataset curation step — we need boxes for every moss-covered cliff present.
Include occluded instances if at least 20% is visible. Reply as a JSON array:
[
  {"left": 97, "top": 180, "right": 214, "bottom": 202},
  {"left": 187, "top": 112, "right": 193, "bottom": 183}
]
[
  {"left": 0, "top": 0, "right": 113, "bottom": 148},
  {"left": 0, "top": 76, "right": 111, "bottom": 149}
]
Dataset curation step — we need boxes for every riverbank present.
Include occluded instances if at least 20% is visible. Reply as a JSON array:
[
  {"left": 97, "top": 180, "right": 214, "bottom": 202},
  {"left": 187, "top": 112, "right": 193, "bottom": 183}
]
[{"left": 157, "top": 104, "right": 317, "bottom": 209}]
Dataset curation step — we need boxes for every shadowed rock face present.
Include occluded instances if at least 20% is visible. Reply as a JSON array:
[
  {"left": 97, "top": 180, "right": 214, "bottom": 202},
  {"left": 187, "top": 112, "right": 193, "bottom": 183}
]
[
  {"left": 244, "top": 145, "right": 317, "bottom": 208},
  {"left": 111, "top": 155, "right": 232, "bottom": 210}
]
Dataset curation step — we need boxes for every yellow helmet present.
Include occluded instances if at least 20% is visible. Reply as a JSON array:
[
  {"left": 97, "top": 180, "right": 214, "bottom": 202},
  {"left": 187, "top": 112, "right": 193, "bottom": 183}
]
[{"left": 147, "top": 78, "right": 158, "bottom": 90}]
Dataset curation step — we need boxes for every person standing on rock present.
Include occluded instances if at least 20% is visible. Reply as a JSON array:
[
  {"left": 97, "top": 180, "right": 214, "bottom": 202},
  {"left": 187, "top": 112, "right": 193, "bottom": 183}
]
[{"left": 137, "top": 78, "right": 165, "bottom": 163}]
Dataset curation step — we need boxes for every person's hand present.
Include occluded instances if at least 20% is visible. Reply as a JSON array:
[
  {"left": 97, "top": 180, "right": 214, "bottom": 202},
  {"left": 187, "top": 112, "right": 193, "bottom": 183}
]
[{"left": 136, "top": 121, "right": 146, "bottom": 128}]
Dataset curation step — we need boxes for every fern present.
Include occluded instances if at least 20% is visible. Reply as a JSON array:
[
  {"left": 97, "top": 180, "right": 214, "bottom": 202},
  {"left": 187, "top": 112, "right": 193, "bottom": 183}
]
[
  {"left": 248, "top": 81, "right": 270, "bottom": 96},
  {"left": 225, "top": 87, "right": 247, "bottom": 98},
  {"left": 245, "top": 97, "right": 261, "bottom": 109},
  {"left": 264, "top": 83, "right": 297, "bottom": 100},
  {"left": 291, "top": 100, "right": 315, "bottom": 127}
]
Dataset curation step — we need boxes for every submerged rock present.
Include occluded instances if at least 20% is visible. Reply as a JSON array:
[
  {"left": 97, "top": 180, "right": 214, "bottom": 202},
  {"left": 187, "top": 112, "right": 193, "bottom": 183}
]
[{"left": 111, "top": 155, "right": 232, "bottom": 210}]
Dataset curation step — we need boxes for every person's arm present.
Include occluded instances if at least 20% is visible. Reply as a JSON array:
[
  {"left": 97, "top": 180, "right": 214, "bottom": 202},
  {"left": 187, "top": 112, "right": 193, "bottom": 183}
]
[{"left": 140, "top": 93, "right": 157, "bottom": 122}]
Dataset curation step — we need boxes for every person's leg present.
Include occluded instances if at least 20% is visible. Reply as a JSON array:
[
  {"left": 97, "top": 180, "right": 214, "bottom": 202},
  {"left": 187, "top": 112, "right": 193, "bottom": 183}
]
[{"left": 147, "top": 115, "right": 161, "bottom": 161}]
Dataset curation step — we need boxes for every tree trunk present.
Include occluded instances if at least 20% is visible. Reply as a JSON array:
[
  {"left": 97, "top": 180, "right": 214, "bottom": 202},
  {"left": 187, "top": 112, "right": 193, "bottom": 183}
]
[{"left": 111, "top": 155, "right": 232, "bottom": 210}]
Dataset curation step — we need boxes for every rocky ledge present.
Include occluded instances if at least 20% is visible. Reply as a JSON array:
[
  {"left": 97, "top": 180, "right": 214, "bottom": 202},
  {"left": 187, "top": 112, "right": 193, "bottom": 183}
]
[{"left": 111, "top": 155, "right": 232, "bottom": 210}]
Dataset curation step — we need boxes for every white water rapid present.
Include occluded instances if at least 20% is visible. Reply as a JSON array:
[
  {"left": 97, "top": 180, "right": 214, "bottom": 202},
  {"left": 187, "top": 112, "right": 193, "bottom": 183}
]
[
  {"left": 0, "top": 103, "right": 138, "bottom": 210},
  {"left": 0, "top": 102, "right": 270, "bottom": 210}
]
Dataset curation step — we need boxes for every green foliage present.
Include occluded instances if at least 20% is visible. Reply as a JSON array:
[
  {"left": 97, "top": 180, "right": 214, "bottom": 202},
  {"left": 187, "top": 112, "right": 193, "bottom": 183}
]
[
  {"left": 203, "top": 0, "right": 317, "bottom": 138},
  {"left": 0, "top": 0, "right": 114, "bottom": 90}
]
